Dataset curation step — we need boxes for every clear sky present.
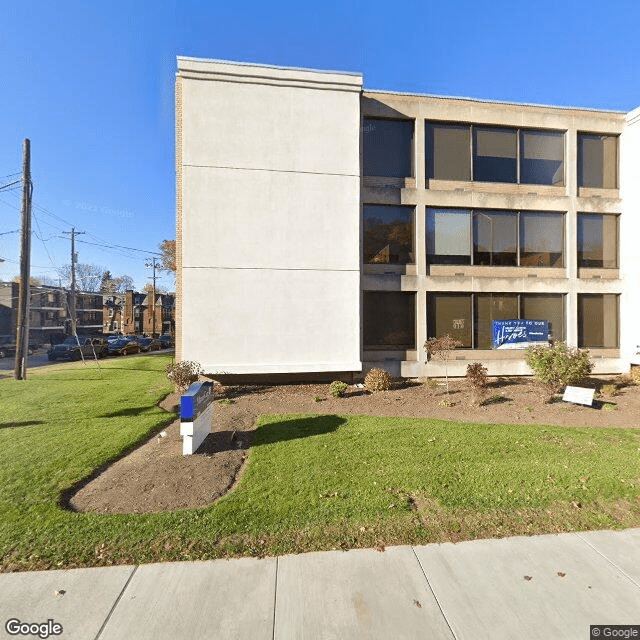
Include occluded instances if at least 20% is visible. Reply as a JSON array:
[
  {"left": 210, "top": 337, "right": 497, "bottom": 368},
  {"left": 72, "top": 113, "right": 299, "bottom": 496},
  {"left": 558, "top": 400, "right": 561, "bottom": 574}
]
[{"left": 1, "top": 0, "right": 638, "bottom": 291}]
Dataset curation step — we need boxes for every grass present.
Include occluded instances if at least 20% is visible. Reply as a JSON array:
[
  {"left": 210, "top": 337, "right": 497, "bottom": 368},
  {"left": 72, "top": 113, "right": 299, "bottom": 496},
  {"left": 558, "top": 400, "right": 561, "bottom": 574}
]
[{"left": 1, "top": 357, "right": 640, "bottom": 571}]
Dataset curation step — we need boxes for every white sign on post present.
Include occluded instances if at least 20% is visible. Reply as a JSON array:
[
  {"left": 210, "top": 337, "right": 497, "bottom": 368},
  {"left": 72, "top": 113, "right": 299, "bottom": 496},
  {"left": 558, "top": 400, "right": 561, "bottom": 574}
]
[{"left": 562, "top": 386, "right": 595, "bottom": 407}]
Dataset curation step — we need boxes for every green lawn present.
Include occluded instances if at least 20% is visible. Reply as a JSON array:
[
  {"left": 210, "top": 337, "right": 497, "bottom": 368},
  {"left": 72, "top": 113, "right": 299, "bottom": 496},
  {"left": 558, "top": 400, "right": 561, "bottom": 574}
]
[{"left": 1, "top": 356, "right": 640, "bottom": 571}]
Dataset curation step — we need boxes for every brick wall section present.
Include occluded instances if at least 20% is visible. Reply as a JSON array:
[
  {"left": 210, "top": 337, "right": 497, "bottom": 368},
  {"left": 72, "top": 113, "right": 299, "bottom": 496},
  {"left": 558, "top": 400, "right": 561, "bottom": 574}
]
[{"left": 175, "top": 75, "right": 183, "bottom": 361}]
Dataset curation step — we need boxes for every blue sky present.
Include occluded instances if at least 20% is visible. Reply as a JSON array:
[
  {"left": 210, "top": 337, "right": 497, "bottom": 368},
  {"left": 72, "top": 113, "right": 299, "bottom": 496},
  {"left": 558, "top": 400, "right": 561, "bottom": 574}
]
[{"left": 1, "top": 0, "right": 638, "bottom": 290}]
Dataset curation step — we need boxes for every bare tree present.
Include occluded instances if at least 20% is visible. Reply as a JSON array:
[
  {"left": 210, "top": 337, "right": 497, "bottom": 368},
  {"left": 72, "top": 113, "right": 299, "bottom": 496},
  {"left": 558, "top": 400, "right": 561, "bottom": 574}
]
[
  {"left": 57, "top": 263, "right": 105, "bottom": 292},
  {"left": 425, "top": 334, "right": 463, "bottom": 396}
]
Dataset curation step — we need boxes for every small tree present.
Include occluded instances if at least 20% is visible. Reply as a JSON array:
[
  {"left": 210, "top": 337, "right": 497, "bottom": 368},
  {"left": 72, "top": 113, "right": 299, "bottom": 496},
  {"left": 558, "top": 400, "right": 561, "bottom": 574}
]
[
  {"left": 425, "top": 334, "right": 462, "bottom": 395},
  {"left": 525, "top": 340, "right": 593, "bottom": 399}
]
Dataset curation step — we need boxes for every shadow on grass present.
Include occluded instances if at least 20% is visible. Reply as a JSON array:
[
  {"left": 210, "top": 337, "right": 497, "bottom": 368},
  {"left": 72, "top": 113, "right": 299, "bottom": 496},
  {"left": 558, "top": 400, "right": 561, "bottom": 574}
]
[
  {"left": 253, "top": 414, "right": 345, "bottom": 446},
  {"left": 0, "top": 420, "right": 45, "bottom": 429},
  {"left": 100, "top": 406, "right": 156, "bottom": 418}
]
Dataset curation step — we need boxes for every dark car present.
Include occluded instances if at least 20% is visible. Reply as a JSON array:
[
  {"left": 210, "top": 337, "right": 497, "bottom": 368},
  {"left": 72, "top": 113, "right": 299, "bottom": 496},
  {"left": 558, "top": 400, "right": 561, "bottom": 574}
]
[
  {"left": 138, "top": 337, "right": 161, "bottom": 352},
  {"left": 47, "top": 337, "right": 108, "bottom": 361},
  {"left": 106, "top": 337, "right": 141, "bottom": 356},
  {"left": 157, "top": 334, "right": 174, "bottom": 349}
]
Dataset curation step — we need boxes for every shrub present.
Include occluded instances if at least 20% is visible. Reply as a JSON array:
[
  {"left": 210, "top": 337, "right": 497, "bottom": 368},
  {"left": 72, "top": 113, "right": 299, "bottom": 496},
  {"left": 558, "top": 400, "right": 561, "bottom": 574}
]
[
  {"left": 364, "top": 368, "right": 392, "bottom": 392},
  {"left": 425, "top": 334, "right": 463, "bottom": 395},
  {"left": 599, "top": 383, "right": 618, "bottom": 397},
  {"left": 525, "top": 341, "right": 593, "bottom": 396},
  {"left": 166, "top": 360, "right": 203, "bottom": 393},
  {"left": 330, "top": 381, "right": 348, "bottom": 398},
  {"left": 466, "top": 362, "right": 488, "bottom": 405}
]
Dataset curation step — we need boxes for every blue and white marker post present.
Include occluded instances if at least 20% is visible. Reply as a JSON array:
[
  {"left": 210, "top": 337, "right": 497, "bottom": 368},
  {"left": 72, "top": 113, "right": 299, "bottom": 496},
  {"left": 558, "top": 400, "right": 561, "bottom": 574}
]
[{"left": 179, "top": 381, "right": 214, "bottom": 455}]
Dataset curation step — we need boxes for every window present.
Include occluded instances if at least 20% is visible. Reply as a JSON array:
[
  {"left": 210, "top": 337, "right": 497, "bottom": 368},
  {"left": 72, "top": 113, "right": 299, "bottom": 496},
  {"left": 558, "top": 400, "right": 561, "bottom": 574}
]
[
  {"left": 475, "top": 294, "right": 519, "bottom": 349},
  {"left": 578, "top": 294, "right": 618, "bottom": 348},
  {"left": 426, "top": 122, "right": 565, "bottom": 186},
  {"left": 427, "top": 208, "right": 564, "bottom": 268},
  {"left": 426, "top": 293, "right": 472, "bottom": 347},
  {"left": 473, "top": 211, "right": 517, "bottom": 266},
  {"left": 426, "top": 209, "right": 471, "bottom": 265},
  {"left": 473, "top": 127, "right": 517, "bottom": 183},
  {"left": 427, "top": 293, "right": 565, "bottom": 349},
  {"left": 520, "top": 212, "right": 564, "bottom": 267},
  {"left": 363, "top": 292, "right": 415, "bottom": 349},
  {"left": 363, "top": 118, "right": 413, "bottom": 178},
  {"left": 577, "top": 213, "right": 618, "bottom": 268},
  {"left": 519, "top": 130, "right": 564, "bottom": 185},
  {"left": 578, "top": 134, "right": 618, "bottom": 188},
  {"left": 363, "top": 205, "right": 415, "bottom": 264},
  {"left": 426, "top": 123, "right": 471, "bottom": 181}
]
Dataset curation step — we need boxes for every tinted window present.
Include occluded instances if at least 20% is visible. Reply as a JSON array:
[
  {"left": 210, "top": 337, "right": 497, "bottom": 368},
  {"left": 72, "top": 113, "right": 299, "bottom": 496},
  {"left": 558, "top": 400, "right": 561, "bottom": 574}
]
[
  {"left": 473, "top": 127, "right": 517, "bottom": 183},
  {"left": 363, "top": 205, "right": 415, "bottom": 264},
  {"left": 363, "top": 292, "right": 416, "bottom": 349},
  {"left": 473, "top": 211, "right": 517, "bottom": 266},
  {"left": 577, "top": 214, "right": 618, "bottom": 268},
  {"left": 426, "top": 293, "right": 472, "bottom": 347},
  {"left": 578, "top": 134, "right": 618, "bottom": 188},
  {"left": 520, "top": 212, "right": 564, "bottom": 267},
  {"left": 520, "top": 130, "right": 564, "bottom": 185},
  {"left": 426, "top": 123, "right": 471, "bottom": 181},
  {"left": 363, "top": 118, "right": 413, "bottom": 178},
  {"left": 426, "top": 209, "right": 471, "bottom": 264},
  {"left": 578, "top": 294, "right": 618, "bottom": 348}
]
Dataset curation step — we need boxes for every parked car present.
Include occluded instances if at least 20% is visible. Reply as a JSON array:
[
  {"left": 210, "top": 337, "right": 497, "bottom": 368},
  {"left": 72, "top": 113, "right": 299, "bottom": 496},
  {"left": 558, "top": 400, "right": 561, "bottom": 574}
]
[
  {"left": 0, "top": 336, "right": 38, "bottom": 358},
  {"left": 47, "top": 337, "right": 108, "bottom": 361},
  {"left": 106, "top": 337, "right": 141, "bottom": 356},
  {"left": 157, "top": 334, "right": 174, "bottom": 348},
  {"left": 138, "top": 337, "right": 161, "bottom": 352}
]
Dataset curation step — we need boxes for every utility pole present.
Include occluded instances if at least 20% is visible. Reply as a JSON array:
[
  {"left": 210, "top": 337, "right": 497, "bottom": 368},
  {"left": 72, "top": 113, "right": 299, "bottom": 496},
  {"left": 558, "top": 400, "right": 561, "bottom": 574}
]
[
  {"left": 14, "top": 139, "right": 32, "bottom": 380},
  {"left": 63, "top": 228, "right": 85, "bottom": 336},
  {"left": 145, "top": 257, "right": 158, "bottom": 337}
]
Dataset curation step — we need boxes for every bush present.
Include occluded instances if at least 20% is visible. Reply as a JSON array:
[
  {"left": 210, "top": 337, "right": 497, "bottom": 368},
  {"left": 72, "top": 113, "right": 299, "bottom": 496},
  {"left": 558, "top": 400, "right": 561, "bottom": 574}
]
[
  {"left": 166, "top": 360, "right": 203, "bottom": 393},
  {"left": 525, "top": 341, "right": 593, "bottom": 395},
  {"left": 466, "top": 362, "right": 488, "bottom": 405},
  {"left": 364, "top": 368, "right": 392, "bottom": 392},
  {"left": 330, "top": 381, "right": 348, "bottom": 398}
]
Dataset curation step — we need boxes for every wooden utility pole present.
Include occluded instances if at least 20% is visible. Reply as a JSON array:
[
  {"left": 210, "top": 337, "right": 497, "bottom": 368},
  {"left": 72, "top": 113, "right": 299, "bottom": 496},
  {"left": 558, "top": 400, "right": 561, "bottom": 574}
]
[
  {"left": 14, "top": 139, "right": 32, "bottom": 380},
  {"left": 63, "top": 228, "right": 85, "bottom": 336},
  {"left": 145, "top": 257, "right": 158, "bottom": 337}
]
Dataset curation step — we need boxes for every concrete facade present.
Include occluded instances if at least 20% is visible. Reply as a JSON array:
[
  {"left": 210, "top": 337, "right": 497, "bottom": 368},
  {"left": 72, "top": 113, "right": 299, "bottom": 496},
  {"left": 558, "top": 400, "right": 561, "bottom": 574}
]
[
  {"left": 176, "top": 58, "right": 363, "bottom": 374},
  {"left": 176, "top": 57, "right": 639, "bottom": 378}
]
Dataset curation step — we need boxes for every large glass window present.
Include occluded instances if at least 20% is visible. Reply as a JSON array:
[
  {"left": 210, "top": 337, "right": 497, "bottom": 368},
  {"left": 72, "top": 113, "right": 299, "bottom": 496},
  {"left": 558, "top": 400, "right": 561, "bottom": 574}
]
[
  {"left": 519, "top": 130, "right": 564, "bottom": 185},
  {"left": 521, "top": 294, "right": 564, "bottom": 341},
  {"left": 578, "top": 294, "right": 618, "bottom": 348},
  {"left": 520, "top": 212, "right": 564, "bottom": 267},
  {"left": 577, "top": 213, "right": 618, "bottom": 268},
  {"left": 473, "top": 211, "right": 517, "bottom": 266},
  {"left": 426, "top": 123, "right": 471, "bottom": 181},
  {"left": 363, "top": 118, "right": 413, "bottom": 178},
  {"left": 363, "top": 205, "right": 415, "bottom": 264},
  {"left": 427, "top": 208, "right": 564, "bottom": 268},
  {"left": 473, "top": 127, "right": 517, "bottom": 183},
  {"left": 426, "top": 293, "right": 472, "bottom": 347},
  {"left": 426, "top": 122, "right": 565, "bottom": 186},
  {"left": 578, "top": 134, "right": 618, "bottom": 189},
  {"left": 363, "top": 292, "right": 416, "bottom": 349},
  {"left": 426, "top": 209, "right": 471, "bottom": 265},
  {"left": 426, "top": 293, "right": 565, "bottom": 349},
  {"left": 475, "top": 294, "right": 519, "bottom": 349}
]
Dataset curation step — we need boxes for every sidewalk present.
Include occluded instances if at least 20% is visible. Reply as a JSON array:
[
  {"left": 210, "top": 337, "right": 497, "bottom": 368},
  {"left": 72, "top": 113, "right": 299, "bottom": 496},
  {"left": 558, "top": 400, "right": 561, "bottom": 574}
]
[{"left": 1, "top": 528, "right": 639, "bottom": 640}]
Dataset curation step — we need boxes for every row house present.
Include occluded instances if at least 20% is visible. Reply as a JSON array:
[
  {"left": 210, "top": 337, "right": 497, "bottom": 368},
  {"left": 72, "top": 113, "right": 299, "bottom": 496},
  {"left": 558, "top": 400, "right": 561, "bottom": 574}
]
[{"left": 103, "top": 289, "right": 175, "bottom": 337}]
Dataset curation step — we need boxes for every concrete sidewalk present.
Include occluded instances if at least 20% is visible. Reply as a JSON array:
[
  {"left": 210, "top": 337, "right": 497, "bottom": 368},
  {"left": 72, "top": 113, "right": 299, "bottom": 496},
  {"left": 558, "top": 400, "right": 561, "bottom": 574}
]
[{"left": 1, "top": 528, "right": 639, "bottom": 640}]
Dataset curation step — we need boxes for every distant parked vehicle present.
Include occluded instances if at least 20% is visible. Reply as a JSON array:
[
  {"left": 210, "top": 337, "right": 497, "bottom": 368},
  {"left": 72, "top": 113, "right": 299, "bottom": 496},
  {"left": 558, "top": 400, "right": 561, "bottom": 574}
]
[
  {"left": 157, "top": 335, "right": 174, "bottom": 349},
  {"left": 138, "top": 337, "right": 161, "bottom": 352},
  {"left": 47, "top": 337, "right": 108, "bottom": 361},
  {"left": 106, "top": 337, "right": 141, "bottom": 356}
]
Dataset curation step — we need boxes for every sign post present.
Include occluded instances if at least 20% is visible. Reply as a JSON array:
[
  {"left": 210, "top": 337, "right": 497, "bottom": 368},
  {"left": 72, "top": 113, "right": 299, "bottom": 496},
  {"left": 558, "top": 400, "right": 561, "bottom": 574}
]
[{"left": 180, "top": 381, "right": 214, "bottom": 455}]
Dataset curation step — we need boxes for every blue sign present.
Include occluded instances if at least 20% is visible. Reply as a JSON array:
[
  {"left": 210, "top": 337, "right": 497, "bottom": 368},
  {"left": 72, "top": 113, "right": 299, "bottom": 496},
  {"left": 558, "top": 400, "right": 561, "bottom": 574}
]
[
  {"left": 492, "top": 320, "right": 548, "bottom": 350},
  {"left": 180, "top": 381, "right": 213, "bottom": 421}
]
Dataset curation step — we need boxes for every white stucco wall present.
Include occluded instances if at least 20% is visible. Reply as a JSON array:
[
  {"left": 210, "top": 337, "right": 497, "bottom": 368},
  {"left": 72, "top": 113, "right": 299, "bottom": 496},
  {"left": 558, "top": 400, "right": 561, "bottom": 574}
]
[
  {"left": 177, "top": 58, "right": 363, "bottom": 374},
  {"left": 620, "top": 106, "right": 640, "bottom": 367}
]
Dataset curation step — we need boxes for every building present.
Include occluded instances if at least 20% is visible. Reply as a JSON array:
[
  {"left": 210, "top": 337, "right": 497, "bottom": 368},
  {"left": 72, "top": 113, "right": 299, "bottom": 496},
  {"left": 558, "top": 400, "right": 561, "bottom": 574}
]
[
  {"left": 103, "top": 290, "right": 175, "bottom": 336},
  {"left": 176, "top": 57, "right": 640, "bottom": 379},
  {"left": 0, "top": 282, "right": 104, "bottom": 344}
]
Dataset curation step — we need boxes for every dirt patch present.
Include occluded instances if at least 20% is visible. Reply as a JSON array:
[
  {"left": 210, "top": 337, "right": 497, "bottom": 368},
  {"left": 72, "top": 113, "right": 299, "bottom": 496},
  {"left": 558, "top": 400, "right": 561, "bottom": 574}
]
[{"left": 69, "top": 376, "right": 640, "bottom": 514}]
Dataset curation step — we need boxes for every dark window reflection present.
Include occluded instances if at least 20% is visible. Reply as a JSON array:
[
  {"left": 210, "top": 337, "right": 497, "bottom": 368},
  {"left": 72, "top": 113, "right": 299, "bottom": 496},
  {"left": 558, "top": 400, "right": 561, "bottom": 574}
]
[
  {"left": 363, "top": 292, "right": 416, "bottom": 349},
  {"left": 363, "top": 205, "right": 415, "bottom": 264},
  {"left": 473, "top": 127, "right": 517, "bottom": 183},
  {"left": 363, "top": 118, "right": 413, "bottom": 178}
]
